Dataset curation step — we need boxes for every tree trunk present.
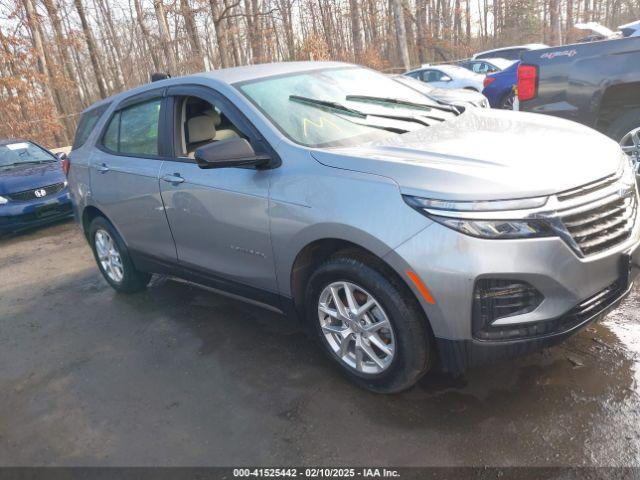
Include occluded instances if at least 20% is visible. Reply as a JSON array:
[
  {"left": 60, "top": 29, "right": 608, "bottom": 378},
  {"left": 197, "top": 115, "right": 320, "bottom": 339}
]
[
  {"left": 391, "top": 0, "right": 410, "bottom": 70},
  {"left": 133, "top": 0, "right": 161, "bottom": 71},
  {"left": 565, "top": 0, "right": 574, "bottom": 43},
  {"left": 180, "top": 0, "right": 205, "bottom": 69},
  {"left": 349, "top": 0, "right": 364, "bottom": 60},
  {"left": 549, "top": 0, "right": 562, "bottom": 45},
  {"left": 154, "top": 0, "right": 178, "bottom": 73},
  {"left": 73, "top": 0, "right": 108, "bottom": 98}
]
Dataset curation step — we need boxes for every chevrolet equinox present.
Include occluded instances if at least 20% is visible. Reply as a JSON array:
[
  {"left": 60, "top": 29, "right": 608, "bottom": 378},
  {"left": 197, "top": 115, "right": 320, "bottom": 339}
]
[{"left": 67, "top": 62, "right": 640, "bottom": 393}]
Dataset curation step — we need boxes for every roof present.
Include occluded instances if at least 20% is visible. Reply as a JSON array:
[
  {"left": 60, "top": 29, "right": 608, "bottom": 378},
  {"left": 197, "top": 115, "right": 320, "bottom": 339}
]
[
  {"left": 0, "top": 138, "right": 29, "bottom": 146},
  {"left": 195, "top": 61, "right": 350, "bottom": 84},
  {"left": 80, "top": 61, "right": 353, "bottom": 114}
]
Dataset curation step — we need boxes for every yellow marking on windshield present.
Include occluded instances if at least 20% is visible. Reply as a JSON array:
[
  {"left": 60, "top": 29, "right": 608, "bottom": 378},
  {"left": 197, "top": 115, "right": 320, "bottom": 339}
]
[{"left": 303, "top": 116, "right": 343, "bottom": 137}]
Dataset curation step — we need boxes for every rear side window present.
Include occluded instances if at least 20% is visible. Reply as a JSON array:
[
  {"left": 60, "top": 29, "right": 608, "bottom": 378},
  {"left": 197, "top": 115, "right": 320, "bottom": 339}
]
[
  {"left": 101, "top": 99, "right": 161, "bottom": 156},
  {"left": 72, "top": 104, "right": 110, "bottom": 150}
]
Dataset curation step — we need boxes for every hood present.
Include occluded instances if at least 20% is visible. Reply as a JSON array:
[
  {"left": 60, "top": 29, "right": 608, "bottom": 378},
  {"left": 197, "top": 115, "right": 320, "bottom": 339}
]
[
  {"left": 0, "top": 161, "right": 65, "bottom": 195},
  {"left": 310, "top": 108, "right": 623, "bottom": 201}
]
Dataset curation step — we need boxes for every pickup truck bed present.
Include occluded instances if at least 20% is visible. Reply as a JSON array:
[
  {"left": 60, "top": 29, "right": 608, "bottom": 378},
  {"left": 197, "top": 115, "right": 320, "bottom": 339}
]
[{"left": 518, "top": 37, "right": 640, "bottom": 163}]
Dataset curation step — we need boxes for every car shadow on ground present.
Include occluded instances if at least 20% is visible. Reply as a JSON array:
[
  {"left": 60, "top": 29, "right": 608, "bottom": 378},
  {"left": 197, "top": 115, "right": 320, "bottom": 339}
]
[{"left": 2, "top": 222, "right": 640, "bottom": 466}]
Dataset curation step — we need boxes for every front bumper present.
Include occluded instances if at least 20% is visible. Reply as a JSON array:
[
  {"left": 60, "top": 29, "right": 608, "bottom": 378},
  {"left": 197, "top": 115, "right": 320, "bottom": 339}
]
[
  {"left": 436, "top": 278, "right": 634, "bottom": 372},
  {"left": 386, "top": 219, "right": 640, "bottom": 372},
  {"left": 0, "top": 190, "right": 73, "bottom": 233}
]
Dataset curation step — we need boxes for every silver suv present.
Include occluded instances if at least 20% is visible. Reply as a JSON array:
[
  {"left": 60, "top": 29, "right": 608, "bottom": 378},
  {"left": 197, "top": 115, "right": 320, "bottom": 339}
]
[{"left": 68, "top": 62, "right": 640, "bottom": 393}]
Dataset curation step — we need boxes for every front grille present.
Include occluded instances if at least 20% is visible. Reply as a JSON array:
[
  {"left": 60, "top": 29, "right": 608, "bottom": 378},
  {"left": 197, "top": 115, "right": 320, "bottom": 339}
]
[
  {"left": 560, "top": 194, "right": 637, "bottom": 256},
  {"left": 7, "top": 182, "right": 65, "bottom": 202},
  {"left": 556, "top": 173, "right": 638, "bottom": 257},
  {"left": 556, "top": 174, "right": 619, "bottom": 202}
]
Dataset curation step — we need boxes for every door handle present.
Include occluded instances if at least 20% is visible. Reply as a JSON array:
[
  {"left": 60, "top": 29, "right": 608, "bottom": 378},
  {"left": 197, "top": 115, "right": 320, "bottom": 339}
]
[
  {"left": 161, "top": 173, "right": 185, "bottom": 184},
  {"left": 97, "top": 163, "right": 110, "bottom": 173}
]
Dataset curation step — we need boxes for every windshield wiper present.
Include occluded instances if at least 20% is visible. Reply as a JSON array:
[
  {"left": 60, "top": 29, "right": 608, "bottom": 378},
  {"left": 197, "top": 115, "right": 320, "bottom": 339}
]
[
  {"left": 0, "top": 160, "right": 54, "bottom": 168},
  {"left": 289, "top": 95, "right": 367, "bottom": 118},
  {"left": 345, "top": 95, "right": 459, "bottom": 116}
]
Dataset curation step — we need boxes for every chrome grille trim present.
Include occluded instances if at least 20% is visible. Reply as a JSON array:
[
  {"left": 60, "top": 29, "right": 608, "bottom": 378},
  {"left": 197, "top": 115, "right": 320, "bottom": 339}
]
[
  {"left": 556, "top": 172, "right": 619, "bottom": 202},
  {"left": 557, "top": 183, "right": 637, "bottom": 257},
  {"left": 7, "top": 182, "right": 65, "bottom": 202}
]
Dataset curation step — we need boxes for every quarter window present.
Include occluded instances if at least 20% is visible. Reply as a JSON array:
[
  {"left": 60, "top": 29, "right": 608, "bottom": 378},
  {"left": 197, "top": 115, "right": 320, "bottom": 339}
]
[
  {"left": 102, "top": 99, "right": 162, "bottom": 156},
  {"left": 72, "top": 103, "right": 110, "bottom": 150}
]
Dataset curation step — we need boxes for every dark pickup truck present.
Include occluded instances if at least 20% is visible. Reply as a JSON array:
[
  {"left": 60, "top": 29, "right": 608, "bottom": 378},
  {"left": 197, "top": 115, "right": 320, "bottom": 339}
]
[{"left": 517, "top": 35, "right": 640, "bottom": 167}]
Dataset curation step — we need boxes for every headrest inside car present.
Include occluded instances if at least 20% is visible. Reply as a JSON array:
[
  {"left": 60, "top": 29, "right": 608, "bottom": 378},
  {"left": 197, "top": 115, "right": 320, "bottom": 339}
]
[
  {"left": 203, "top": 109, "right": 222, "bottom": 127},
  {"left": 187, "top": 115, "right": 216, "bottom": 143}
]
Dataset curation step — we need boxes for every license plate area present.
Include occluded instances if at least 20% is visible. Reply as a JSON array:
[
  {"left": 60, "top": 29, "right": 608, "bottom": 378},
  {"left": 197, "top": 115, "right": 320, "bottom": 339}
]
[{"left": 36, "top": 204, "right": 61, "bottom": 219}]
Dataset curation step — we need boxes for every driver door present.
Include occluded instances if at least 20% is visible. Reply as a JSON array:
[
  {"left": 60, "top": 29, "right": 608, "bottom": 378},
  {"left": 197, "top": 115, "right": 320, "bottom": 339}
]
[{"left": 157, "top": 85, "right": 279, "bottom": 303}]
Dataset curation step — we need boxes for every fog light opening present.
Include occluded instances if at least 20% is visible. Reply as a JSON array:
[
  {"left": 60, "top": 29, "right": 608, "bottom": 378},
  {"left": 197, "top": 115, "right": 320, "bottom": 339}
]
[{"left": 473, "top": 279, "right": 544, "bottom": 340}]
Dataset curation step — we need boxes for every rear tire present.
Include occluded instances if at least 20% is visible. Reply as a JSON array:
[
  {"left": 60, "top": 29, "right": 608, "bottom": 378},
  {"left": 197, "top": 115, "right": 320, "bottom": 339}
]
[
  {"left": 305, "top": 255, "right": 434, "bottom": 393},
  {"left": 88, "top": 216, "right": 151, "bottom": 293}
]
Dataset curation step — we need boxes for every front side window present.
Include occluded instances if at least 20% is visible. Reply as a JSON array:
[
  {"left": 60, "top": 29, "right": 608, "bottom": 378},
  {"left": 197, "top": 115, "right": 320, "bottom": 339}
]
[
  {"left": 102, "top": 99, "right": 161, "bottom": 156},
  {"left": 0, "top": 141, "right": 57, "bottom": 170},
  {"left": 174, "top": 95, "right": 245, "bottom": 158},
  {"left": 238, "top": 67, "right": 449, "bottom": 148}
]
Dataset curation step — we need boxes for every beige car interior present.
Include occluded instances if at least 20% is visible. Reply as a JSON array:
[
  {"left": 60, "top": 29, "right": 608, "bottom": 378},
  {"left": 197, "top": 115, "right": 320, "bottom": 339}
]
[{"left": 181, "top": 97, "right": 241, "bottom": 158}]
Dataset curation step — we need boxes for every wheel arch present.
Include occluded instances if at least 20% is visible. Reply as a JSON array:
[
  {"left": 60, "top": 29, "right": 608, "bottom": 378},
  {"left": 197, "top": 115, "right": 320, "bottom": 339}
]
[
  {"left": 81, "top": 205, "right": 106, "bottom": 240},
  {"left": 288, "top": 236, "right": 430, "bottom": 331},
  {"left": 597, "top": 82, "right": 640, "bottom": 133}
]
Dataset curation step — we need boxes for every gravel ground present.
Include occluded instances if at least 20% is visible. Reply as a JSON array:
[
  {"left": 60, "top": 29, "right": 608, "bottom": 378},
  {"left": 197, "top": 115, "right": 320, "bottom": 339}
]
[{"left": 0, "top": 220, "right": 639, "bottom": 466}]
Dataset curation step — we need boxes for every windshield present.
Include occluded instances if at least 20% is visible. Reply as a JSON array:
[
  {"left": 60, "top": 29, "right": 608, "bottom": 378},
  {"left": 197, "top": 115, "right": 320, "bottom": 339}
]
[
  {"left": 0, "top": 141, "right": 57, "bottom": 169},
  {"left": 237, "top": 66, "right": 452, "bottom": 148}
]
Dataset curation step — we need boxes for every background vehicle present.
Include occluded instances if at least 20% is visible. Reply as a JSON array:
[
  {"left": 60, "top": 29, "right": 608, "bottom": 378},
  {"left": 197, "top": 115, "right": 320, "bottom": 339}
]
[
  {"left": 518, "top": 35, "right": 640, "bottom": 170},
  {"left": 392, "top": 75, "right": 490, "bottom": 109},
  {"left": 403, "top": 64, "right": 484, "bottom": 91},
  {"left": 472, "top": 43, "right": 548, "bottom": 60},
  {"left": 482, "top": 61, "right": 519, "bottom": 109},
  {"left": 458, "top": 58, "right": 515, "bottom": 75},
  {"left": 0, "top": 139, "right": 72, "bottom": 234},
  {"left": 68, "top": 62, "right": 640, "bottom": 393}
]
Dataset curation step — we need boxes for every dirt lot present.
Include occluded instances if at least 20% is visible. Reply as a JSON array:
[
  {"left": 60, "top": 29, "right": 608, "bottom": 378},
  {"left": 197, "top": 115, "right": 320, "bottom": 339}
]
[{"left": 1, "top": 220, "right": 639, "bottom": 466}]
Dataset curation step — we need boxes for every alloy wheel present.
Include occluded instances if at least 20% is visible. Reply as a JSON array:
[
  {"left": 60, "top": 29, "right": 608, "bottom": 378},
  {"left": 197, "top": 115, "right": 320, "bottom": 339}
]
[
  {"left": 94, "top": 229, "right": 124, "bottom": 283},
  {"left": 620, "top": 126, "right": 640, "bottom": 167},
  {"left": 317, "top": 281, "right": 396, "bottom": 375}
]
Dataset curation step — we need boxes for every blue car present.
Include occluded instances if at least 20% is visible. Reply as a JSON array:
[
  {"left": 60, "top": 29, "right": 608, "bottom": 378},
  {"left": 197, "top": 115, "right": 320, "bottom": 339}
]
[
  {"left": 0, "top": 139, "right": 73, "bottom": 234},
  {"left": 482, "top": 60, "right": 519, "bottom": 109}
]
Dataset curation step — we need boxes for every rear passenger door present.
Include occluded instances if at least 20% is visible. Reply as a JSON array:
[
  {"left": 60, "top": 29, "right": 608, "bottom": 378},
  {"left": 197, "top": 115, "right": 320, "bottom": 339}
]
[{"left": 90, "top": 91, "right": 177, "bottom": 263}]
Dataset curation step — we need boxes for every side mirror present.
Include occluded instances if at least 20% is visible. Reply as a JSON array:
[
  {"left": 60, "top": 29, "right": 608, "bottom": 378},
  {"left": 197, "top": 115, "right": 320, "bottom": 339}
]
[
  {"left": 442, "top": 75, "right": 453, "bottom": 82},
  {"left": 194, "top": 138, "right": 272, "bottom": 169},
  {"left": 55, "top": 152, "right": 68, "bottom": 161}
]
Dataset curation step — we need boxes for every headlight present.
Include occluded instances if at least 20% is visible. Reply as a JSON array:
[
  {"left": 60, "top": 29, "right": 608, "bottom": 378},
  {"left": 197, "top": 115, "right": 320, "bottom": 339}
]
[
  {"left": 403, "top": 194, "right": 548, "bottom": 213},
  {"left": 404, "top": 195, "right": 554, "bottom": 239},
  {"left": 429, "top": 216, "right": 554, "bottom": 239},
  {"left": 0, "top": 195, "right": 8, "bottom": 205}
]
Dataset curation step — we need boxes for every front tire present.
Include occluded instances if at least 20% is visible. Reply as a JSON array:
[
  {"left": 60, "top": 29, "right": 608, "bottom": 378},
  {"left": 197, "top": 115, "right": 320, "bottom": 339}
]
[
  {"left": 305, "top": 255, "right": 434, "bottom": 393},
  {"left": 88, "top": 216, "right": 151, "bottom": 293}
]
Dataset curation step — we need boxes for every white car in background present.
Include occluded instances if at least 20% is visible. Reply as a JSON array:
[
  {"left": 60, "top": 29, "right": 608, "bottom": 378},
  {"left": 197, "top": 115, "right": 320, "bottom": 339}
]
[
  {"left": 403, "top": 64, "right": 485, "bottom": 92},
  {"left": 392, "top": 75, "right": 489, "bottom": 109}
]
